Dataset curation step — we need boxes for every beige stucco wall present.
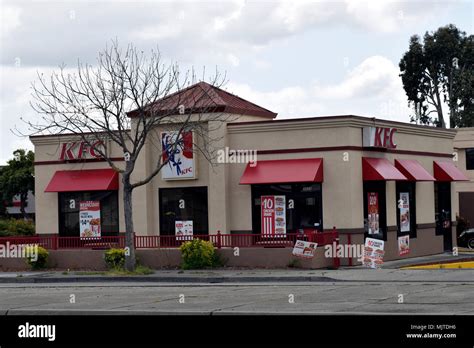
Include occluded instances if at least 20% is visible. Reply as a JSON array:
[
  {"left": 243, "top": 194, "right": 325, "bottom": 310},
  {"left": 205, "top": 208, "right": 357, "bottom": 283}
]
[
  {"left": 454, "top": 128, "right": 474, "bottom": 193},
  {"left": 31, "top": 134, "right": 127, "bottom": 235},
  {"left": 30, "top": 115, "right": 459, "bottom": 260},
  {"left": 227, "top": 117, "right": 457, "bottom": 235}
]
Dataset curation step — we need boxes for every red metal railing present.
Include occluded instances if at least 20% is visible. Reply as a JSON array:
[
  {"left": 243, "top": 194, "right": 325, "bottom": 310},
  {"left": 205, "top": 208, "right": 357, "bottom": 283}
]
[{"left": 0, "top": 230, "right": 338, "bottom": 250}]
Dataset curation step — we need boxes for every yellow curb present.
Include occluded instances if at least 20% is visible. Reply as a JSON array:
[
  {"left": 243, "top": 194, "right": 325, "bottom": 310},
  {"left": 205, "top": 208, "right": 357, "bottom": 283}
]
[{"left": 402, "top": 261, "right": 474, "bottom": 269}]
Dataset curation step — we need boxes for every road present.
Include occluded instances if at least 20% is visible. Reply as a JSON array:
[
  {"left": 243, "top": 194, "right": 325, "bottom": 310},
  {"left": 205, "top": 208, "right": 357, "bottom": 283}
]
[{"left": 0, "top": 279, "right": 472, "bottom": 315}]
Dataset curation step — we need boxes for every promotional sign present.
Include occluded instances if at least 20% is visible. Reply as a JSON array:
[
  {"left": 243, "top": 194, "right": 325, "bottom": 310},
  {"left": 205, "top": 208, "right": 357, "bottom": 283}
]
[
  {"left": 175, "top": 220, "right": 193, "bottom": 241},
  {"left": 292, "top": 240, "right": 318, "bottom": 259},
  {"left": 79, "top": 201, "right": 101, "bottom": 239},
  {"left": 261, "top": 195, "right": 286, "bottom": 237},
  {"left": 363, "top": 237, "right": 385, "bottom": 269},
  {"left": 398, "top": 235, "right": 410, "bottom": 256},
  {"left": 363, "top": 127, "right": 397, "bottom": 149},
  {"left": 399, "top": 192, "right": 410, "bottom": 232},
  {"left": 161, "top": 131, "right": 196, "bottom": 180},
  {"left": 367, "top": 192, "right": 379, "bottom": 235}
]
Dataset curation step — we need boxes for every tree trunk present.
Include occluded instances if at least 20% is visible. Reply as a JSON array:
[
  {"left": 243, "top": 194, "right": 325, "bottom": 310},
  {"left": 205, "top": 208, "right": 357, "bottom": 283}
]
[
  {"left": 123, "top": 179, "right": 136, "bottom": 271},
  {"left": 434, "top": 84, "right": 446, "bottom": 128},
  {"left": 20, "top": 192, "right": 28, "bottom": 220}
]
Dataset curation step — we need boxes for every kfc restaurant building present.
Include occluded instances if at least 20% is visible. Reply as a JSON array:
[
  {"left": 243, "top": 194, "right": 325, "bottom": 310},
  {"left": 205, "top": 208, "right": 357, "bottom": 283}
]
[{"left": 29, "top": 82, "right": 469, "bottom": 268}]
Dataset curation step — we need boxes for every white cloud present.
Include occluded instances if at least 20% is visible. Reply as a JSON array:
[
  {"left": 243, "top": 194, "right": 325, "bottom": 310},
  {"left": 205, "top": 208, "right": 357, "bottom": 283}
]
[
  {"left": 226, "top": 55, "right": 412, "bottom": 120},
  {"left": 0, "top": 5, "right": 22, "bottom": 38}
]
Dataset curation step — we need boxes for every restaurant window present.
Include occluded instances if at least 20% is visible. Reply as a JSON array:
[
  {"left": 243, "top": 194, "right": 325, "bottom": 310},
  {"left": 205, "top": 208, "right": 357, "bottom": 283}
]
[
  {"left": 396, "top": 182, "right": 417, "bottom": 239},
  {"left": 434, "top": 182, "right": 452, "bottom": 236},
  {"left": 251, "top": 183, "right": 323, "bottom": 234},
  {"left": 159, "top": 187, "right": 208, "bottom": 235},
  {"left": 363, "top": 181, "right": 387, "bottom": 241},
  {"left": 58, "top": 191, "right": 119, "bottom": 237},
  {"left": 466, "top": 148, "right": 474, "bottom": 170}
]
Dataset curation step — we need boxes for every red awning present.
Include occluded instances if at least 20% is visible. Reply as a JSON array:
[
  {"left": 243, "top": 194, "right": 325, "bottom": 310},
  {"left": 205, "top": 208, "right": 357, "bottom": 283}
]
[
  {"left": 239, "top": 158, "right": 323, "bottom": 184},
  {"left": 362, "top": 157, "right": 407, "bottom": 181},
  {"left": 395, "top": 159, "right": 435, "bottom": 181},
  {"left": 433, "top": 161, "right": 469, "bottom": 182},
  {"left": 45, "top": 169, "right": 119, "bottom": 192}
]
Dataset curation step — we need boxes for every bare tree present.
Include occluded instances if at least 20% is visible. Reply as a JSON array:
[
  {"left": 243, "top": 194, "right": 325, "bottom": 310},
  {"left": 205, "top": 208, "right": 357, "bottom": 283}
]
[{"left": 20, "top": 41, "right": 229, "bottom": 270}]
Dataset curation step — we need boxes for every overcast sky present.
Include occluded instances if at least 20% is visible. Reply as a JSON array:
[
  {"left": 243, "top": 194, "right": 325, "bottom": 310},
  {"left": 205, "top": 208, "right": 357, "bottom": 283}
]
[{"left": 0, "top": 0, "right": 473, "bottom": 164}]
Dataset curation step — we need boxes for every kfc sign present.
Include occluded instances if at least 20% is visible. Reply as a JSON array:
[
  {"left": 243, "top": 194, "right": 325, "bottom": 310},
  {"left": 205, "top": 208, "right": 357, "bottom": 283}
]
[
  {"left": 363, "top": 127, "right": 397, "bottom": 149},
  {"left": 59, "top": 141, "right": 104, "bottom": 160}
]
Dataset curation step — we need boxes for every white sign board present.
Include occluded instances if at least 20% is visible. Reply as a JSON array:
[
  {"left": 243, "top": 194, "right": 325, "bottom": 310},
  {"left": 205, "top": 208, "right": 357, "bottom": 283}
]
[
  {"left": 363, "top": 237, "right": 385, "bottom": 269},
  {"left": 175, "top": 220, "right": 193, "bottom": 241},
  {"left": 292, "top": 240, "right": 318, "bottom": 259},
  {"left": 161, "top": 131, "right": 196, "bottom": 180},
  {"left": 79, "top": 201, "right": 101, "bottom": 239}
]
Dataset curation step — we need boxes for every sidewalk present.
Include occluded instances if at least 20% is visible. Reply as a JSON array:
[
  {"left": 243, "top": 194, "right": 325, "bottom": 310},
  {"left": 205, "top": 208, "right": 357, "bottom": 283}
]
[{"left": 1, "top": 251, "right": 473, "bottom": 284}]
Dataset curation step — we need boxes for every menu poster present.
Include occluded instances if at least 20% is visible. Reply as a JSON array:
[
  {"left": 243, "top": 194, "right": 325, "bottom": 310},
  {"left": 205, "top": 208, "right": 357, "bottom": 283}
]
[
  {"left": 399, "top": 192, "right": 410, "bottom": 232},
  {"left": 79, "top": 201, "right": 101, "bottom": 239},
  {"left": 367, "top": 192, "right": 379, "bottom": 235},
  {"left": 261, "top": 195, "right": 286, "bottom": 237},
  {"left": 292, "top": 240, "right": 318, "bottom": 259},
  {"left": 363, "top": 237, "right": 385, "bottom": 269},
  {"left": 175, "top": 220, "right": 193, "bottom": 241},
  {"left": 398, "top": 235, "right": 410, "bottom": 256}
]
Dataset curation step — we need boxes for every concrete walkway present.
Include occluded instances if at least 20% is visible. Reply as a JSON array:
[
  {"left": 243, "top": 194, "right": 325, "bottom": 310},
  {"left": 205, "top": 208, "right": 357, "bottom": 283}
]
[{"left": 1, "top": 251, "right": 473, "bottom": 284}]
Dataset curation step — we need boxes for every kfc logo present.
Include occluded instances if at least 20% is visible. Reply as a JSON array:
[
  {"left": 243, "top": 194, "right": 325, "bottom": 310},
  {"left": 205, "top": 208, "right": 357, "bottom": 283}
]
[
  {"left": 363, "top": 127, "right": 397, "bottom": 149},
  {"left": 59, "top": 141, "right": 104, "bottom": 160}
]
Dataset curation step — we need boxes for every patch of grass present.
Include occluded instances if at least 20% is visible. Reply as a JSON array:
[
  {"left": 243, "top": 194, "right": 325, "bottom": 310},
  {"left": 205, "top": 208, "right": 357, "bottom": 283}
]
[
  {"left": 107, "top": 265, "right": 154, "bottom": 276},
  {"left": 73, "top": 266, "right": 154, "bottom": 276},
  {"left": 287, "top": 258, "right": 302, "bottom": 268},
  {"left": 74, "top": 271, "right": 107, "bottom": 276}
]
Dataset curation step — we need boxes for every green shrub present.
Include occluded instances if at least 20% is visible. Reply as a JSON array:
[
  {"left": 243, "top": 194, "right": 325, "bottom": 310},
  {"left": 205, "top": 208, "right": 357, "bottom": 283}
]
[
  {"left": 287, "top": 258, "right": 302, "bottom": 268},
  {"left": 0, "top": 219, "right": 35, "bottom": 236},
  {"left": 179, "top": 239, "right": 220, "bottom": 270},
  {"left": 25, "top": 245, "right": 49, "bottom": 270},
  {"left": 104, "top": 248, "right": 126, "bottom": 269}
]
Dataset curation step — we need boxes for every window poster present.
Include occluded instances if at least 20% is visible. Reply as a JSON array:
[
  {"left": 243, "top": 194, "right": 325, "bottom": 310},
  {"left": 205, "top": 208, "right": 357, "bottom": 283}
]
[
  {"left": 175, "top": 220, "right": 193, "bottom": 241},
  {"left": 79, "top": 201, "right": 101, "bottom": 239},
  {"left": 261, "top": 195, "right": 286, "bottom": 237},
  {"left": 363, "top": 237, "right": 385, "bottom": 269},
  {"left": 398, "top": 235, "right": 410, "bottom": 256},
  {"left": 367, "top": 192, "right": 379, "bottom": 235},
  {"left": 399, "top": 192, "right": 410, "bottom": 232}
]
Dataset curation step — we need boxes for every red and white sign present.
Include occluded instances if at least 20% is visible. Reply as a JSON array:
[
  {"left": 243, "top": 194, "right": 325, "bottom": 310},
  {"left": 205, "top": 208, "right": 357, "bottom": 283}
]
[
  {"left": 60, "top": 141, "right": 104, "bottom": 160},
  {"left": 367, "top": 192, "right": 379, "bottom": 235},
  {"left": 363, "top": 127, "right": 397, "bottom": 149},
  {"left": 261, "top": 195, "right": 286, "bottom": 237},
  {"left": 161, "top": 131, "right": 196, "bottom": 180},
  {"left": 79, "top": 201, "right": 101, "bottom": 239},
  {"left": 398, "top": 235, "right": 410, "bottom": 256},
  {"left": 292, "top": 240, "right": 318, "bottom": 259},
  {"left": 363, "top": 237, "right": 385, "bottom": 269},
  {"left": 175, "top": 220, "right": 193, "bottom": 241}
]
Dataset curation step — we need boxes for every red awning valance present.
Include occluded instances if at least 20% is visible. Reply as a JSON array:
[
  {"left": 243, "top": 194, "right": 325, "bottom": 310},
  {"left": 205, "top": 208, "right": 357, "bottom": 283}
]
[
  {"left": 433, "top": 161, "right": 469, "bottom": 182},
  {"left": 395, "top": 159, "right": 435, "bottom": 181},
  {"left": 239, "top": 158, "right": 323, "bottom": 185},
  {"left": 45, "top": 169, "right": 119, "bottom": 192},
  {"left": 362, "top": 157, "right": 407, "bottom": 181}
]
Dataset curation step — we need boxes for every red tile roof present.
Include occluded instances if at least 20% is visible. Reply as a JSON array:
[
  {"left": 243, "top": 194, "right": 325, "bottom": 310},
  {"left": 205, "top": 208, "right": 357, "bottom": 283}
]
[{"left": 127, "top": 81, "right": 277, "bottom": 119}]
